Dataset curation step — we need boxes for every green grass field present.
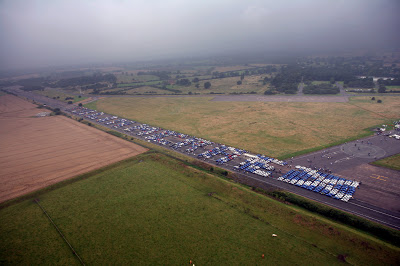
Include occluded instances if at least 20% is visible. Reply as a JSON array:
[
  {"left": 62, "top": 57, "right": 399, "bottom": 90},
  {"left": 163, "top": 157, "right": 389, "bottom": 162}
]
[
  {"left": 35, "top": 89, "right": 87, "bottom": 103},
  {"left": 311, "top": 81, "right": 331, "bottom": 85},
  {"left": 1, "top": 153, "right": 399, "bottom": 265},
  {"left": 117, "top": 80, "right": 162, "bottom": 88},
  {"left": 167, "top": 75, "right": 270, "bottom": 94},
  {"left": 372, "top": 153, "right": 400, "bottom": 171},
  {"left": 86, "top": 96, "right": 400, "bottom": 158}
]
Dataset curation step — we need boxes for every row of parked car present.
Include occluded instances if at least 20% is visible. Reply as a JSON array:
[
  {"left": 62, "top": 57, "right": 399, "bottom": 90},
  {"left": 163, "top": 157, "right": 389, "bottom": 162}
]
[
  {"left": 67, "top": 106, "right": 359, "bottom": 202},
  {"left": 277, "top": 167, "right": 359, "bottom": 202},
  {"left": 233, "top": 156, "right": 278, "bottom": 178}
]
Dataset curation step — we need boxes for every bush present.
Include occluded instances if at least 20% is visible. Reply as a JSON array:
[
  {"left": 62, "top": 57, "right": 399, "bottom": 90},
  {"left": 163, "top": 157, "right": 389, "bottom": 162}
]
[
  {"left": 371, "top": 97, "right": 375, "bottom": 100},
  {"left": 377, "top": 99, "right": 382, "bottom": 103},
  {"left": 303, "top": 83, "right": 339, "bottom": 94},
  {"left": 67, "top": 101, "right": 73, "bottom": 104},
  {"left": 78, "top": 103, "right": 83, "bottom": 107}
]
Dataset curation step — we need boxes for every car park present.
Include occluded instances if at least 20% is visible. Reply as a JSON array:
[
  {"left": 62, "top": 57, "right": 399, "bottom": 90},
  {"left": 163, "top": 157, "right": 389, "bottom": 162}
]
[{"left": 66, "top": 106, "right": 360, "bottom": 203}]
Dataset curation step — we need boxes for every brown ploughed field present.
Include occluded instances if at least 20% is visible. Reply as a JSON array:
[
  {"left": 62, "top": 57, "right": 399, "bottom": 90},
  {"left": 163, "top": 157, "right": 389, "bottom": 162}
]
[{"left": 0, "top": 95, "right": 147, "bottom": 203}]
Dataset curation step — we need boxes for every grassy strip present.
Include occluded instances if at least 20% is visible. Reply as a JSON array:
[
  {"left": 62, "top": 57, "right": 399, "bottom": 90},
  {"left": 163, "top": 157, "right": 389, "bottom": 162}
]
[
  {"left": 371, "top": 153, "right": 400, "bottom": 171},
  {"left": 278, "top": 130, "right": 373, "bottom": 160},
  {"left": 262, "top": 189, "right": 400, "bottom": 247}
]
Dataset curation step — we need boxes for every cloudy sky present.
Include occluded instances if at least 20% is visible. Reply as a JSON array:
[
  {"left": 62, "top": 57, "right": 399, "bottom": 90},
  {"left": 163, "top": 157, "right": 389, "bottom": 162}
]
[{"left": 0, "top": 0, "right": 399, "bottom": 70}]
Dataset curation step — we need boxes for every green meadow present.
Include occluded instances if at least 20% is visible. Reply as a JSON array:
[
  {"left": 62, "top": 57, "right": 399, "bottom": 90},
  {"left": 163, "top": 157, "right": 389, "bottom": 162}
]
[{"left": 1, "top": 153, "right": 399, "bottom": 265}]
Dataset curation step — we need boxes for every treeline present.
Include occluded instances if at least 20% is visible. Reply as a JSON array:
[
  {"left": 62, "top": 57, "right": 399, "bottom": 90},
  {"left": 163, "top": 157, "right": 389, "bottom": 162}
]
[
  {"left": 301, "top": 66, "right": 354, "bottom": 82},
  {"left": 55, "top": 73, "right": 116, "bottom": 87},
  {"left": 21, "top": 85, "right": 45, "bottom": 91},
  {"left": 16, "top": 77, "right": 47, "bottom": 91},
  {"left": 303, "top": 83, "right": 339, "bottom": 94},
  {"left": 271, "top": 65, "right": 302, "bottom": 94},
  {"left": 211, "top": 65, "right": 277, "bottom": 79},
  {"left": 378, "top": 78, "right": 400, "bottom": 86},
  {"left": 345, "top": 77, "right": 374, "bottom": 88}
]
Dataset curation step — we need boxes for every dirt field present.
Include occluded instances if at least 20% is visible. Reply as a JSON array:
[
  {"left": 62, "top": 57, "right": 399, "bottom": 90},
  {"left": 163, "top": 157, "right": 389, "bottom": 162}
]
[{"left": 0, "top": 95, "right": 148, "bottom": 203}]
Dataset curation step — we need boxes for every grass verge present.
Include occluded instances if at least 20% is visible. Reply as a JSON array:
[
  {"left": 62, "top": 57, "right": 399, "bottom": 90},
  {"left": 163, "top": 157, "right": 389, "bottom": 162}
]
[{"left": 371, "top": 153, "right": 400, "bottom": 171}]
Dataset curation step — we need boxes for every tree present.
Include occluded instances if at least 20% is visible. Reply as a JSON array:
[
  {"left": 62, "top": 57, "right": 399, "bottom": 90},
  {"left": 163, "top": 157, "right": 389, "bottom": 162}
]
[
  {"left": 192, "top": 77, "right": 199, "bottom": 83},
  {"left": 195, "top": 84, "right": 200, "bottom": 88},
  {"left": 204, "top": 81, "right": 211, "bottom": 89},
  {"left": 377, "top": 99, "right": 382, "bottom": 103},
  {"left": 237, "top": 80, "right": 242, "bottom": 85},
  {"left": 68, "top": 101, "right": 73, "bottom": 104},
  {"left": 371, "top": 97, "right": 375, "bottom": 100},
  {"left": 240, "top": 73, "right": 245, "bottom": 80},
  {"left": 378, "top": 85, "right": 386, "bottom": 93},
  {"left": 78, "top": 103, "right": 83, "bottom": 107}
]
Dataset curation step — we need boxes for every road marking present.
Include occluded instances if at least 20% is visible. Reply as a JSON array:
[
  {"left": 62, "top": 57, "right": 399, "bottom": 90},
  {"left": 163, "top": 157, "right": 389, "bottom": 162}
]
[
  {"left": 334, "top": 156, "right": 354, "bottom": 164},
  {"left": 370, "top": 174, "right": 389, "bottom": 181}
]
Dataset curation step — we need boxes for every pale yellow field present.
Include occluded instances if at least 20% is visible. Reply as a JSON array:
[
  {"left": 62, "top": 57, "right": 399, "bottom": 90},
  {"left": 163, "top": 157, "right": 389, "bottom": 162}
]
[{"left": 91, "top": 96, "right": 400, "bottom": 158}]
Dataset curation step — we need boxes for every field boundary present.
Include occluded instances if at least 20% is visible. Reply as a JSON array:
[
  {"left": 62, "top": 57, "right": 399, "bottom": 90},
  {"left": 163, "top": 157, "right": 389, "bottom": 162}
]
[
  {"left": 34, "top": 199, "right": 85, "bottom": 265},
  {"left": 0, "top": 155, "right": 148, "bottom": 210}
]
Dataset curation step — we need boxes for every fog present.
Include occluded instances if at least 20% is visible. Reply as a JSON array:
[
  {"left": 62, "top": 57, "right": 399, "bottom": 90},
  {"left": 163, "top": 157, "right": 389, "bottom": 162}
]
[{"left": 0, "top": 0, "right": 399, "bottom": 70}]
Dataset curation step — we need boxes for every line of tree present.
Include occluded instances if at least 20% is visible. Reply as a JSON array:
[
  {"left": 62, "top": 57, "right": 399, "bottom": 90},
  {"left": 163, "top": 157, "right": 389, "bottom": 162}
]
[
  {"left": 55, "top": 73, "right": 117, "bottom": 88},
  {"left": 211, "top": 66, "right": 277, "bottom": 79},
  {"left": 378, "top": 78, "right": 400, "bottom": 86},
  {"left": 303, "top": 83, "right": 339, "bottom": 94},
  {"left": 345, "top": 77, "right": 374, "bottom": 88}
]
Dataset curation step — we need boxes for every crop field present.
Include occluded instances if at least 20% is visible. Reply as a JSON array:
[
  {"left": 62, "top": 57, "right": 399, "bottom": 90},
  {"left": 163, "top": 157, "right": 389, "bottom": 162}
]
[
  {"left": 1, "top": 152, "right": 398, "bottom": 265},
  {"left": 0, "top": 94, "right": 147, "bottom": 203},
  {"left": 88, "top": 96, "right": 400, "bottom": 158}
]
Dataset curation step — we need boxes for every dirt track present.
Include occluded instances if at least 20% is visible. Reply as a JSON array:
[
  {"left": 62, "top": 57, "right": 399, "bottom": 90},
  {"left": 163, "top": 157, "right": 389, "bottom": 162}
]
[{"left": 0, "top": 95, "right": 148, "bottom": 203}]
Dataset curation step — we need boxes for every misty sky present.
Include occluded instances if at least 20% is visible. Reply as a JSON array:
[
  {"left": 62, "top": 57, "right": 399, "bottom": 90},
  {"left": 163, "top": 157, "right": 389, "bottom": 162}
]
[{"left": 0, "top": 0, "right": 399, "bottom": 70}]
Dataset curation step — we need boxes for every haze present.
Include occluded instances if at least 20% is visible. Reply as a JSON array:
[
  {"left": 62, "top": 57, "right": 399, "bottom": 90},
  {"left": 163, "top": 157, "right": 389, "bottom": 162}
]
[{"left": 1, "top": 0, "right": 399, "bottom": 70}]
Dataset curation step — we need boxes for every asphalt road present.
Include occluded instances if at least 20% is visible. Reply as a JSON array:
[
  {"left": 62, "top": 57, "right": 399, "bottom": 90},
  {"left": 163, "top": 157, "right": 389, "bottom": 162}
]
[{"left": 4, "top": 87, "right": 400, "bottom": 229}]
